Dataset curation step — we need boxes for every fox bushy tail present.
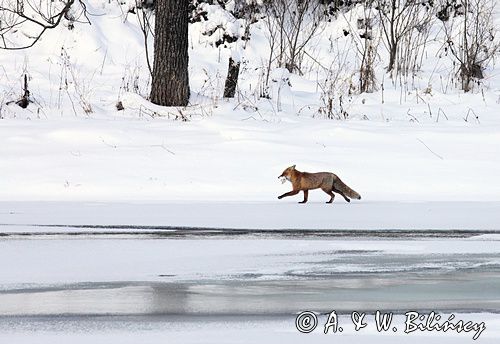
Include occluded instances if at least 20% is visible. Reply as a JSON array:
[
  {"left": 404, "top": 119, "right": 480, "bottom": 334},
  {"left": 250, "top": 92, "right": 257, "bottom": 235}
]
[{"left": 335, "top": 179, "right": 361, "bottom": 200}]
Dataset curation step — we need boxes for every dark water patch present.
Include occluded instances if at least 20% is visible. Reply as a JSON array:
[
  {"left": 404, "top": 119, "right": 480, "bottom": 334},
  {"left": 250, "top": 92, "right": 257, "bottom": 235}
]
[{"left": 1, "top": 224, "right": 500, "bottom": 240}]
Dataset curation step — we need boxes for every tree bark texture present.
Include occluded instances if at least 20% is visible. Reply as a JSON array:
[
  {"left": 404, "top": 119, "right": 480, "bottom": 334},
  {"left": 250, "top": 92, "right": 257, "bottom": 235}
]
[{"left": 150, "top": 0, "right": 190, "bottom": 106}]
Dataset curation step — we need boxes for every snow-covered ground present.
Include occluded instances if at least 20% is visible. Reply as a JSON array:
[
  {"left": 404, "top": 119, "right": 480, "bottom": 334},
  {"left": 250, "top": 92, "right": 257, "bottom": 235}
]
[
  {"left": 1, "top": 115, "right": 500, "bottom": 203},
  {"left": 0, "top": 1, "right": 499, "bottom": 204}
]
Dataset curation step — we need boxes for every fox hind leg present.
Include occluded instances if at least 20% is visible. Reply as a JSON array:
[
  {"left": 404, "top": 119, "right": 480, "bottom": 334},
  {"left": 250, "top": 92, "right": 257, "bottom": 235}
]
[
  {"left": 340, "top": 192, "right": 350, "bottom": 202},
  {"left": 321, "top": 188, "right": 335, "bottom": 203},
  {"left": 338, "top": 191, "right": 350, "bottom": 202},
  {"left": 332, "top": 187, "right": 350, "bottom": 202}
]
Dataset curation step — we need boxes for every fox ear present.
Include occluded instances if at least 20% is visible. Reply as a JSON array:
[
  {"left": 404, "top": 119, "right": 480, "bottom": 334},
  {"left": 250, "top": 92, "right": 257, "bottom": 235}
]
[{"left": 291, "top": 165, "right": 296, "bottom": 169}]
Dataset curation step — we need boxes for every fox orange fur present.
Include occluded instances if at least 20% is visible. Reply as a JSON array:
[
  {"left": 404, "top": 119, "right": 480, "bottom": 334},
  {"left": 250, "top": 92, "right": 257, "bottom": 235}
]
[{"left": 278, "top": 165, "right": 361, "bottom": 203}]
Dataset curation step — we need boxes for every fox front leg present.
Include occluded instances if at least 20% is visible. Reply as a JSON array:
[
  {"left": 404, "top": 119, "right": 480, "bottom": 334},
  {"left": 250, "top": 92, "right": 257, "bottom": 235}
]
[
  {"left": 298, "top": 190, "right": 308, "bottom": 204},
  {"left": 278, "top": 190, "right": 299, "bottom": 200}
]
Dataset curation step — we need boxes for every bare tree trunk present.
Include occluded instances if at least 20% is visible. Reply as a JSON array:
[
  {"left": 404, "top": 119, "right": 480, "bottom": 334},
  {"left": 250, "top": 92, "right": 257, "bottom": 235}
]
[
  {"left": 223, "top": 57, "right": 241, "bottom": 98},
  {"left": 387, "top": 0, "right": 397, "bottom": 73},
  {"left": 150, "top": 0, "right": 190, "bottom": 106},
  {"left": 387, "top": 43, "right": 397, "bottom": 73}
]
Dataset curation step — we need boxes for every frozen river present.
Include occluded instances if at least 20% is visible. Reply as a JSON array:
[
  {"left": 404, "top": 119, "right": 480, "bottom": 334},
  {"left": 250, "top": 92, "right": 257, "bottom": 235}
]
[{"left": 0, "top": 225, "right": 499, "bottom": 343}]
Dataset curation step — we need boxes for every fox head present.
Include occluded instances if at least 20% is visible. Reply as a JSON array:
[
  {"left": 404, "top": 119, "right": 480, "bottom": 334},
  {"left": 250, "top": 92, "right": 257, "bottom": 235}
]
[{"left": 278, "top": 165, "right": 296, "bottom": 181}]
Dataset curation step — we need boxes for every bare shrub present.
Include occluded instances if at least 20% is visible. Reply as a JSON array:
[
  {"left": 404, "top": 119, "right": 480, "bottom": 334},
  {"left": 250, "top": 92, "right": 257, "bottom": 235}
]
[
  {"left": 263, "top": 0, "right": 325, "bottom": 75},
  {"left": 343, "top": 2, "right": 380, "bottom": 93},
  {"left": 58, "top": 48, "right": 93, "bottom": 115},
  {"left": 377, "top": 0, "right": 435, "bottom": 79},
  {"left": 440, "top": 0, "right": 500, "bottom": 92},
  {"left": 316, "top": 41, "right": 355, "bottom": 119}
]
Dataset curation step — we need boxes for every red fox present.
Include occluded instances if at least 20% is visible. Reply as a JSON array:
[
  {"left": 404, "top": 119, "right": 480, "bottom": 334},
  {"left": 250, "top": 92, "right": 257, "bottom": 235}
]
[{"left": 278, "top": 165, "right": 361, "bottom": 203}]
